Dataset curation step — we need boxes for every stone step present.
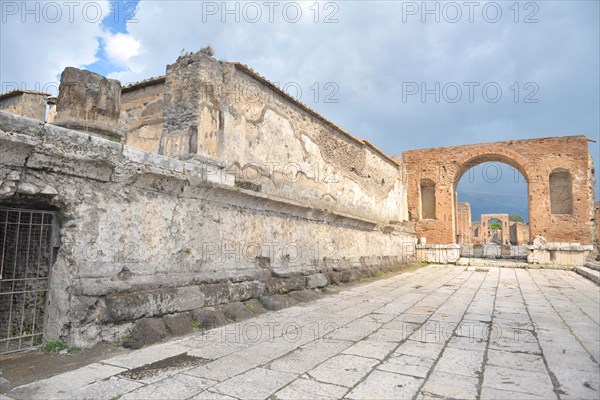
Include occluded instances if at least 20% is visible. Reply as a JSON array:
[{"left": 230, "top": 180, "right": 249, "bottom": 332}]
[
  {"left": 574, "top": 266, "right": 600, "bottom": 285},
  {"left": 585, "top": 261, "right": 600, "bottom": 271}
]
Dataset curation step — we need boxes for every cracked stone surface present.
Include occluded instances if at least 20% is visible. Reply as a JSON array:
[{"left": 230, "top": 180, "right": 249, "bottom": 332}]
[{"left": 5, "top": 265, "right": 600, "bottom": 400}]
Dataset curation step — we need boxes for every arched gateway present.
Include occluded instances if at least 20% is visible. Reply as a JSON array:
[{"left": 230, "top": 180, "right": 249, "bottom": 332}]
[{"left": 402, "top": 136, "right": 597, "bottom": 266}]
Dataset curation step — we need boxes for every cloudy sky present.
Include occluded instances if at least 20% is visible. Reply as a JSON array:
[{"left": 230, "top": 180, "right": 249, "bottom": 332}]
[{"left": 1, "top": 0, "right": 598, "bottom": 221}]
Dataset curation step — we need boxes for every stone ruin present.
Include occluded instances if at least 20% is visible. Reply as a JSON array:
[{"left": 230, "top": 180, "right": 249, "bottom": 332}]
[
  {"left": 0, "top": 50, "right": 597, "bottom": 348},
  {"left": 455, "top": 210, "right": 530, "bottom": 261},
  {"left": 404, "top": 137, "right": 597, "bottom": 264}
]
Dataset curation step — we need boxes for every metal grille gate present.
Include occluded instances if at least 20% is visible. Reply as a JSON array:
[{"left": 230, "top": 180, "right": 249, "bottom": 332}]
[{"left": 0, "top": 208, "right": 57, "bottom": 354}]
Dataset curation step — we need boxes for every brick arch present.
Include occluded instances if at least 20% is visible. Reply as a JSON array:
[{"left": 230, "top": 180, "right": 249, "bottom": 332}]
[
  {"left": 453, "top": 151, "right": 531, "bottom": 186},
  {"left": 402, "top": 136, "right": 595, "bottom": 245},
  {"left": 452, "top": 153, "right": 532, "bottom": 244}
]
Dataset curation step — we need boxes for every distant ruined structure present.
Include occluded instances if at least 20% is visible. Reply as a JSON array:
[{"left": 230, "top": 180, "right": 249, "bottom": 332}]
[
  {"left": 455, "top": 205, "right": 530, "bottom": 246},
  {"left": 455, "top": 201, "right": 472, "bottom": 244},
  {"left": 0, "top": 50, "right": 597, "bottom": 350}
]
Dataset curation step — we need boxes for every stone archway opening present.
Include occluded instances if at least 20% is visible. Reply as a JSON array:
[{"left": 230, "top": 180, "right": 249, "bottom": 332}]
[
  {"left": 454, "top": 159, "right": 529, "bottom": 261},
  {"left": 487, "top": 218, "right": 504, "bottom": 244},
  {"left": 402, "top": 136, "right": 595, "bottom": 267}
]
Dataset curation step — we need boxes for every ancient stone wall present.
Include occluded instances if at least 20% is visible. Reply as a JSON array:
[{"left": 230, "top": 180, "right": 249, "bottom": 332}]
[
  {"left": 403, "top": 137, "right": 595, "bottom": 245},
  {"left": 0, "top": 110, "right": 415, "bottom": 347}
]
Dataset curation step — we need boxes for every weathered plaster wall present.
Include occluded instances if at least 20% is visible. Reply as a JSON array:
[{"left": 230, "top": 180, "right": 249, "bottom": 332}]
[
  {"left": 403, "top": 137, "right": 595, "bottom": 245},
  {"left": 155, "top": 53, "right": 408, "bottom": 224},
  {"left": 0, "top": 111, "right": 416, "bottom": 347}
]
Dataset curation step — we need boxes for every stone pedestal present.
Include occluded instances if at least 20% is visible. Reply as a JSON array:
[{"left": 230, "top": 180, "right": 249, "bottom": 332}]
[
  {"left": 54, "top": 67, "right": 122, "bottom": 140},
  {"left": 527, "top": 242, "right": 593, "bottom": 268}
]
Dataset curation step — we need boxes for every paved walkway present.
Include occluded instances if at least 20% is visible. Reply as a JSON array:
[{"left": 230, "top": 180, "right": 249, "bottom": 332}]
[{"left": 4, "top": 265, "right": 600, "bottom": 400}]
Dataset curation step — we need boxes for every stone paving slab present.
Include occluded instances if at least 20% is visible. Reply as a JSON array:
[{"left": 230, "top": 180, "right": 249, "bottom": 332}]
[
  {"left": 420, "top": 370, "right": 480, "bottom": 399},
  {"left": 306, "top": 354, "right": 380, "bottom": 387},
  {"left": 6, "top": 363, "right": 127, "bottom": 400},
  {"left": 121, "top": 374, "right": 216, "bottom": 400},
  {"left": 5, "top": 265, "right": 600, "bottom": 400},
  {"left": 273, "top": 378, "right": 347, "bottom": 400},
  {"left": 346, "top": 369, "right": 423, "bottom": 399}
]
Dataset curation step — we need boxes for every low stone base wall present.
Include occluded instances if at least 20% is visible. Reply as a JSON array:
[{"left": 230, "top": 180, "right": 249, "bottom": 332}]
[
  {"left": 460, "top": 244, "right": 528, "bottom": 259},
  {"left": 69, "top": 261, "right": 419, "bottom": 348},
  {"left": 416, "top": 244, "right": 460, "bottom": 264}
]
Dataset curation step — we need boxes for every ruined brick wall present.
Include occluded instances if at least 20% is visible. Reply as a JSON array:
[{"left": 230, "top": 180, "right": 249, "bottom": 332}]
[
  {"left": 521, "top": 222, "right": 530, "bottom": 244},
  {"left": 509, "top": 222, "right": 529, "bottom": 245},
  {"left": 509, "top": 223, "right": 517, "bottom": 245},
  {"left": 471, "top": 222, "right": 482, "bottom": 243},
  {"left": 120, "top": 78, "right": 165, "bottom": 154},
  {"left": 456, "top": 201, "right": 471, "bottom": 243},
  {"left": 0, "top": 110, "right": 416, "bottom": 347},
  {"left": 403, "top": 137, "right": 595, "bottom": 244}
]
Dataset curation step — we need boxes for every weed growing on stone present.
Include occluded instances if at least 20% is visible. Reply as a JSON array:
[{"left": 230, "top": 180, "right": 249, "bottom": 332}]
[
  {"left": 43, "top": 338, "right": 79, "bottom": 354},
  {"left": 32, "top": 335, "right": 43, "bottom": 346}
]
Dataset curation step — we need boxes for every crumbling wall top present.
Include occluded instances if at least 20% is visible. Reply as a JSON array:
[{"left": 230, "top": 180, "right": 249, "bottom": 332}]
[
  {"left": 0, "top": 90, "right": 50, "bottom": 101},
  {"left": 122, "top": 76, "right": 166, "bottom": 93},
  {"left": 53, "top": 67, "right": 122, "bottom": 140},
  {"left": 231, "top": 62, "right": 400, "bottom": 168}
]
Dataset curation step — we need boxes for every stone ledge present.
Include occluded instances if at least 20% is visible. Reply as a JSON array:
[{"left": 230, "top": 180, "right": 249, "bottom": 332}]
[
  {"left": 573, "top": 266, "right": 600, "bottom": 284},
  {"left": 71, "top": 255, "right": 414, "bottom": 297},
  {"left": 542, "top": 243, "right": 594, "bottom": 251},
  {"left": 104, "top": 286, "right": 206, "bottom": 322}
]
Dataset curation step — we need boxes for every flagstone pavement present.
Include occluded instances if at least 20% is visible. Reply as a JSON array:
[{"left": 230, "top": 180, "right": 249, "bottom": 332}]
[{"left": 4, "top": 265, "right": 600, "bottom": 400}]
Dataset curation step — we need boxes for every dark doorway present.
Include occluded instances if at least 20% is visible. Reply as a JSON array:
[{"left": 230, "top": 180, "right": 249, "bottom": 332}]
[{"left": 0, "top": 208, "right": 58, "bottom": 354}]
